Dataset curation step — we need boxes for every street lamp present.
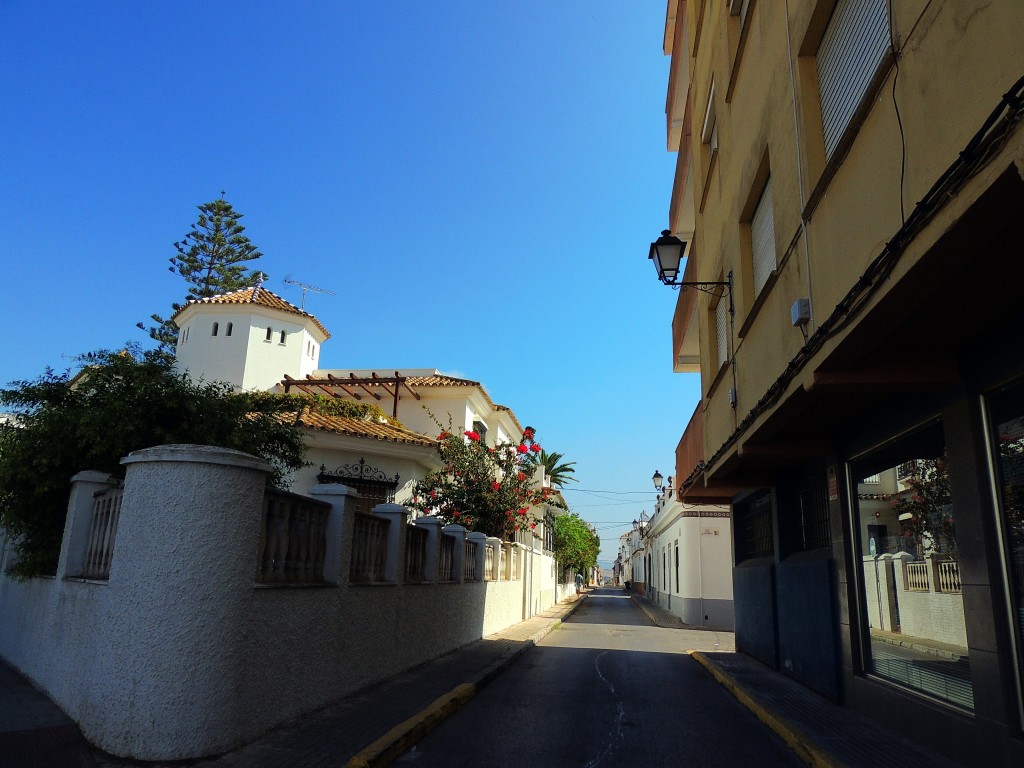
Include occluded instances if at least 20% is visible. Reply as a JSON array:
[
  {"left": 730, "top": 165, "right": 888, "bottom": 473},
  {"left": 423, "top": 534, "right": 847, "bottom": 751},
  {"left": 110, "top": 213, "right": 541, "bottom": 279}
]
[
  {"left": 647, "top": 229, "right": 734, "bottom": 298},
  {"left": 652, "top": 470, "right": 664, "bottom": 490}
]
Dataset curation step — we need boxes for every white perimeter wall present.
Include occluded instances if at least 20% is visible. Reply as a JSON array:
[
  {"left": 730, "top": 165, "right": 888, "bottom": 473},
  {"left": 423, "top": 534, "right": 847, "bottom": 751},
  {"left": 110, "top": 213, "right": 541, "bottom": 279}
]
[{"left": 0, "top": 445, "right": 567, "bottom": 761}]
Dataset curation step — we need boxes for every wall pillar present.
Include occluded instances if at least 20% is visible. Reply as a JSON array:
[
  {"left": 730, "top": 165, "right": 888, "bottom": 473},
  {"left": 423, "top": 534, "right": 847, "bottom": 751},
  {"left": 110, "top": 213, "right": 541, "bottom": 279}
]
[
  {"left": 308, "top": 483, "right": 358, "bottom": 585},
  {"left": 54, "top": 471, "right": 115, "bottom": 579},
  {"left": 486, "top": 536, "right": 502, "bottom": 580},
  {"left": 94, "top": 444, "right": 272, "bottom": 760}
]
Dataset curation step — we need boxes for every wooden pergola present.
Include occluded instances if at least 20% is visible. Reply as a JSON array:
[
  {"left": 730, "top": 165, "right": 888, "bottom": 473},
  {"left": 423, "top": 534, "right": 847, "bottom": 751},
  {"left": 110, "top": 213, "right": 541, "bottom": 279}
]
[{"left": 281, "top": 372, "right": 421, "bottom": 418}]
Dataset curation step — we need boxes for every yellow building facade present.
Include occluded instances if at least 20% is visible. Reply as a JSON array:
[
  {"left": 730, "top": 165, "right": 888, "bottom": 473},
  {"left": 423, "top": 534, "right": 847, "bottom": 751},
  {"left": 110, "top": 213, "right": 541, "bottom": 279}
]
[{"left": 659, "top": 1, "right": 1024, "bottom": 764}]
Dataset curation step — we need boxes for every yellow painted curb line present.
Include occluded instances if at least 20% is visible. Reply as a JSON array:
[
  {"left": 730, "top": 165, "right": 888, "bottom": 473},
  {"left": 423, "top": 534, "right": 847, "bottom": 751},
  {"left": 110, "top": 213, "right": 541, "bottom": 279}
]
[
  {"left": 344, "top": 682, "right": 476, "bottom": 768},
  {"left": 688, "top": 651, "right": 840, "bottom": 768}
]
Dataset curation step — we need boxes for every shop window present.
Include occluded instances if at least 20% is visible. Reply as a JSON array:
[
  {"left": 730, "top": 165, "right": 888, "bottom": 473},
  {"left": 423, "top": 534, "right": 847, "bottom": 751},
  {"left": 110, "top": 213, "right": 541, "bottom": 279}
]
[
  {"left": 851, "top": 420, "right": 974, "bottom": 710},
  {"left": 988, "top": 382, "right": 1024, "bottom": 709}
]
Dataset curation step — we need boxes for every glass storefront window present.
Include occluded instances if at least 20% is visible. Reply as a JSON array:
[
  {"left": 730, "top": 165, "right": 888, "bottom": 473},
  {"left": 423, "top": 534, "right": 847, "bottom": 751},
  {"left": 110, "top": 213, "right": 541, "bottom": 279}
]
[
  {"left": 851, "top": 420, "right": 974, "bottom": 710},
  {"left": 989, "top": 385, "right": 1024, "bottom": 711}
]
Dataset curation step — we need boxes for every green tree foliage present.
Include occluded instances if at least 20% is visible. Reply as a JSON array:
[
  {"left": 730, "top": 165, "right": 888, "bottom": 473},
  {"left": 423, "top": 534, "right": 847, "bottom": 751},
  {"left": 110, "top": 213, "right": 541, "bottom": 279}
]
[
  {"left": 0, "top": 348, "right": 307, "bottom": 579},
  {"left": 139, "top": 197, "right": 264, "bottom": 358},
  {"left": 527, "top": 449, "right": 577, "bottom": 488},
  {"left": 552, "top": 512, "right": 600, "bottom": 576},
  {"left": 892, "top": 457, "right": 956, "bottom": 556},
  {"left": 407, "top": 425, "right": 565, "bottom": 539}
]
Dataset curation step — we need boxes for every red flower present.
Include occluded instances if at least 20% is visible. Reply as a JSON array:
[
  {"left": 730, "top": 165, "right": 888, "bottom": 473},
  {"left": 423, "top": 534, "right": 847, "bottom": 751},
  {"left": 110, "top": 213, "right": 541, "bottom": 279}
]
[
  {"left": 453, "top": 511, "right": 460, "bottom": 517},
  {"left": 506, "top": 510, "right": 513, "bottom": 518},
  {"left": 517, "top": 472, "right": 526, "bottom": 481},
  {"left": 516, "top": 444, "right": 528, "bottom": 454},
  {"left": 514, "top": 524, "right": 519, "bottom": 531},
  {"left": 518, "top": 508, "right": 528, "bottom": 516},
  {"left": 491, "top": 481, "right": 501, "bottom": 491},
  {"left": 523, "top": 427, "right": 536, "bottom": 440},
  {"left": 530, "top": 443, "right": 541, "bottom": 453},
  {"left": 465, "top": 431, "right": 480, "bottom": 441},
  {"left": 530, "top": 522, "right": 537, "bottom": 529},
  {"left": 438, "top": 431, "right": 451, "bottom": 440}
]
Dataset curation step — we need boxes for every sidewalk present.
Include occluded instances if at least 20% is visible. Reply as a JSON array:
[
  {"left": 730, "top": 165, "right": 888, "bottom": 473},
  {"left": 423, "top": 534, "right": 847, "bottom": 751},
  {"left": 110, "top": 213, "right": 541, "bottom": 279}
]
[
  {"left": 0, "top": 594, "right": 586, "bottom": 768},
  {"left": 630, "top": 592, "right": 963, "bottom": 768}
]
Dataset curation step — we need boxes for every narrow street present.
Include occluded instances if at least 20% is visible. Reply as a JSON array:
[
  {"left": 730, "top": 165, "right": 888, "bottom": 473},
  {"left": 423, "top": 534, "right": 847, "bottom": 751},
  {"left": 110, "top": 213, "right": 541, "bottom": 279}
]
[{"left": 398, "top": 588, "right": 804, "bottom": 767}]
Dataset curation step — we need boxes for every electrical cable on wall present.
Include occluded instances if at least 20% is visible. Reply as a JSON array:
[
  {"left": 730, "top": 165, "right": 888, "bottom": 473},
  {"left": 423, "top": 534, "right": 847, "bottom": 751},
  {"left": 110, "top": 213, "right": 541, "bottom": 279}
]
[{"left": 683, "top": 75, "right": 1024, "bottom": 491}]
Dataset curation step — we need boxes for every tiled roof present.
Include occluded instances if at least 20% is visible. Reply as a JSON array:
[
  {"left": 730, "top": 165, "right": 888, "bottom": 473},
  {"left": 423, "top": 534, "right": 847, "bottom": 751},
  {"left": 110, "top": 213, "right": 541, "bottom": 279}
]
[
  {"left": 173, "top": 287, "right": 331, "bottom": 339},
  {"left": 403, "top": 375, "right": 523, "bottom": 432},
  {"left": 295, "top": 409, "right": 435, "bottom": 446}
]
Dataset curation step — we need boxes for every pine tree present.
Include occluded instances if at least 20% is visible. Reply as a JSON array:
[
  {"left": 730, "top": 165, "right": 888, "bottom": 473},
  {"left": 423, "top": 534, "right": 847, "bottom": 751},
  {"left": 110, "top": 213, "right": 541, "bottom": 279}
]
[{"left": 139, "top": 197, "right": 265, "bottom": 358}]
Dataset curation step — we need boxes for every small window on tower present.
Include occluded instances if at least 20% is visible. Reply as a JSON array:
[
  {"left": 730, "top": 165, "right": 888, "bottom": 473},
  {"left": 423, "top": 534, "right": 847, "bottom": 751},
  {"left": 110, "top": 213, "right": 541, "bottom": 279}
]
[
  {"left": 226, "top": 323, "right": 233, "bottom": 337},
  {"left": 212, "top": 322, "right": 219, "bottom": 337},
  {"left": 279, "top": 330, "right": 287, "bottom": 345},
  {"left": 266, "top": 327, "right": 273, "bottom": 342}
]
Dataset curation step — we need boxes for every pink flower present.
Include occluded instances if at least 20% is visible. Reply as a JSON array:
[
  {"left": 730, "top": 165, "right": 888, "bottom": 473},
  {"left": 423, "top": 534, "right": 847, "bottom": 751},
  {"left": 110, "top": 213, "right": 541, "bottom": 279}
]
[
  {"left": 516, "top": 444, "right": 528, "bottom": 454},
  {"left": 530, "top": 443, "right": 541, "bottom": 453}
]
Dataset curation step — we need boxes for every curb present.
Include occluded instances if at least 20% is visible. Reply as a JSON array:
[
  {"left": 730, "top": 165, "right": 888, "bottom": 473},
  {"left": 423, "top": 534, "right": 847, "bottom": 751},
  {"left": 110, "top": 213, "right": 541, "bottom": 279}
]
[
  {"left": 344, "top": 594, "right": 587, "bottom": 768},
  {"left": 688, "top": 651, "right": 839, "bottom": 768}
]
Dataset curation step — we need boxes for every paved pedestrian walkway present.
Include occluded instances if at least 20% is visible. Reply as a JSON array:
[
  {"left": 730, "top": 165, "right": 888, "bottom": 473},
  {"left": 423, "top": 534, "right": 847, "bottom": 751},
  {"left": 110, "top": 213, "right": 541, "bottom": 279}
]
[{"left": 630, "top": 592, "right": 964, "bottom": 768}]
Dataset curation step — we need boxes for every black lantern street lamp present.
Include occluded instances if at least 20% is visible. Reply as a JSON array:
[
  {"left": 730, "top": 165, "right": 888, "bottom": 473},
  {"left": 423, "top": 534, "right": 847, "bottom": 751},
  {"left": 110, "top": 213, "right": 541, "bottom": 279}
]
[
  {"left": 652, "top": 470, "right": 664, "bottom": 490},
  {"left": 648, "top": 230, "right": 686, "bottom": 285},
  {"left": 647, "top": 229, "right": 734, "bottom": 299}
]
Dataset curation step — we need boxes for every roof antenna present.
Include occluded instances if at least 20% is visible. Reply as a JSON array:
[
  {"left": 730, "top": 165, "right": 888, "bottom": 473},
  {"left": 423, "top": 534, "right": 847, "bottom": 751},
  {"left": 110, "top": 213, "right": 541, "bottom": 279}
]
[{"left": 283, "top": 277, "right": 335, "bottom": 310}]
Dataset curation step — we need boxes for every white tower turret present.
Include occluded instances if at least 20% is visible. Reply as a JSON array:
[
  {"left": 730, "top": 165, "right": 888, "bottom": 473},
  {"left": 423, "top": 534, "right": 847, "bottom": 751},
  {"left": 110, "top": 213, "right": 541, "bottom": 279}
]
[{"left": 172, "top": 286, "right": 330, "bottom": 391}]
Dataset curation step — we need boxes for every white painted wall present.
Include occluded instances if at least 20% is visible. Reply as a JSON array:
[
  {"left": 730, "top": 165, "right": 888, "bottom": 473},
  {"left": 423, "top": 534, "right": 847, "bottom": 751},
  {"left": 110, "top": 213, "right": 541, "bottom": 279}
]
[{"left": 0, "top": 444, "right": 571, "bottom": 761}]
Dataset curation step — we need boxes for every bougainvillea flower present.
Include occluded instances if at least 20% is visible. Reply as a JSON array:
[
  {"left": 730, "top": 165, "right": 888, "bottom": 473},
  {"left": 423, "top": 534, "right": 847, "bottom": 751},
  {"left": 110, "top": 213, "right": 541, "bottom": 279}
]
[
  {"left": 518, "top": 508, "right": 528, "bottom": 516},
  {"left": 517, "top": 472, "right": 526, "bottom": 481},
  {"left": 516, "top": 444, "right": 528, "bottom": 454},
  {"left": 465, "top": 431, "right": 480, "bottom": 441},
  {"left": 491, "top": 481, "right": 501, "bottom": 491},
  {"left": 438, "top": 431, "right": 451, "bottom": 440},
  {"left": 530, "top": 443, "right": 541, "bottom": 453},
  {"left": 530, "top": 522, "right": 537, "bottom": 529}
]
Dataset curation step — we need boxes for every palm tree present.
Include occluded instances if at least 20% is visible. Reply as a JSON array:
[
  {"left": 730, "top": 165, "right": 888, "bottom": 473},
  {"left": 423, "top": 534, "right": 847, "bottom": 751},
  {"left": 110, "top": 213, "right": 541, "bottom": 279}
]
[{"left": 530, "top": 450, "right": 577, "bottom": 488}]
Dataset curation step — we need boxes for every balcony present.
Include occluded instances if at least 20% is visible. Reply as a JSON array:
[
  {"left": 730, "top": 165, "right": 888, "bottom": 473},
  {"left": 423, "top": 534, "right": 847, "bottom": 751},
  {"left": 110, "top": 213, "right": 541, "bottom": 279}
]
[{"left": 676, "top": 403, "right": 741, "bottom": 504}]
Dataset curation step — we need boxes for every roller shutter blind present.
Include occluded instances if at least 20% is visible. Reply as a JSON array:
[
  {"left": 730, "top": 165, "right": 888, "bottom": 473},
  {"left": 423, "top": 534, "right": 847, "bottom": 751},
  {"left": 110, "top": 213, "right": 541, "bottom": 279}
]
[
  {"left": 751, "top": 177, "right": 776, "bottom": 295},
  {"left": 715, "top": 297, "right": 729, "bottom": 369},
  {"left": 817, "top": 0, "right": 890, "bottom": 160}
]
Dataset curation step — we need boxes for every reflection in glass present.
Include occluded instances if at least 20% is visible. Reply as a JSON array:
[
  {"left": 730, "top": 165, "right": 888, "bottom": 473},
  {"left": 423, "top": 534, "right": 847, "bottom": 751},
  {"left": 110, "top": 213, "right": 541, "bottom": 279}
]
[
  {"left": 991, "top": 391, "right": 1024, "bottom": 705},
  {"left": 853, "top": 421, "right": 974, "bottom": 710}
]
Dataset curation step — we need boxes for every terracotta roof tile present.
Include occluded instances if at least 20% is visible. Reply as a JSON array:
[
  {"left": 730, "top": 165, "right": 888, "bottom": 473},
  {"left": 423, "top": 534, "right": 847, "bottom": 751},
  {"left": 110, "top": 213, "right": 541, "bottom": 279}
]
[
  {"left": 295, "top": 409, "right": 435, "bottom": 446},
  {"left": 404, "top": 375, "right": 523, "bottom": 432},
  {"left": 173, "top": 287, "right": 331, "bottom": 339}
]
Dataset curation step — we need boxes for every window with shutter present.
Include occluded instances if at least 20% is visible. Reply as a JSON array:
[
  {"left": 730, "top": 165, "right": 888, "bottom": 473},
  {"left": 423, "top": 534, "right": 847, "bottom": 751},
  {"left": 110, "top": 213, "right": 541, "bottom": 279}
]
[
  {"left": 715, "top": 297, "right": 729, "bottom": 370},
  {"left": 817, "top": 0, "right": 890, "bottom": 161},
  {"left": 751, "top": 177, "right": 776, "bottom": 295}
]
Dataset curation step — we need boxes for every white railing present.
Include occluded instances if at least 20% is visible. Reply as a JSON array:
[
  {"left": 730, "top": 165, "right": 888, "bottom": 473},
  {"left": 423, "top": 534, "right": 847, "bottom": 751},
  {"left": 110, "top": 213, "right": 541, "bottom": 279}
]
[
  {"left": 257, "top": 489, "right": 331, "bottom": 584},
  {"left": 84, "top": 489, "right": 123, "bottom": 580},
  {"left": 462, "top": 540, "right": 477, "bottom": 581},
  {"left": 439, "top": 534, "right": 455, "bottom": 581},
  {"left": 404, "top": 525, "right": 429, "bottom": 582},
  {"left": 905, "top": 561, "right": 930, "bottom": 592},
  {"left": 937, "top": 559, "right": 962, "bottom": 593},
  {"left": 511, "top": 547, "right": 518, "bottom": 580},
  {"left": 499, "top": 546, "right": 506, "bottom": 580},
  {"left": 350, "top": 512, "right": 389, "bottom": 583}
]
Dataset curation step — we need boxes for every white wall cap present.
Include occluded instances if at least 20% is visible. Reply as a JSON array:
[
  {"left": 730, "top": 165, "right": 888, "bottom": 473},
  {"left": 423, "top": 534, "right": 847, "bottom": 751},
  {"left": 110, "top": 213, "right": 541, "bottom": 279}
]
[
  {"left": 308, "top": 483, "right": 360, "bottom": 497},
  {"left": 371, "top": 503, "right": 408, "bottom": 516},
  {"left": 466, "top": 531, "right": 487, "bottom": 541},
  {"left": 70, "top": 470, "right": 116, "bottom": 484},
  {"left": 120, "top": 444, "right": 272, "bottom": 473}
]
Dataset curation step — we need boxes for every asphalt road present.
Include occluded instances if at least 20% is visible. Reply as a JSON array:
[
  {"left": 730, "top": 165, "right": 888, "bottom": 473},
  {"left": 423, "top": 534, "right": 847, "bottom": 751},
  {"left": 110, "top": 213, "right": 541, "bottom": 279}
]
[{"left": 397, "top": 588, "right": 804, "bottom": 767}]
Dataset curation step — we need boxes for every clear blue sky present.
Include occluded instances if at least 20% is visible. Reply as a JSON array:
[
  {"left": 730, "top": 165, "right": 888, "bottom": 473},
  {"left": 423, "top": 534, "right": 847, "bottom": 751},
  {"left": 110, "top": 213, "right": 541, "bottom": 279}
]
[{"left": 0, "top": 1, "right": 701, "bottom": 562}]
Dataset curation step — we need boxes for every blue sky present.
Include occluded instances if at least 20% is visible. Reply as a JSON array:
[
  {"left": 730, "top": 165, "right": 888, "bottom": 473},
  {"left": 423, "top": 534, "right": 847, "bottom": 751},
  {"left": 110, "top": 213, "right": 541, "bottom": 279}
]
[{"left": 0, "top": 1, "right": 701, "bottom": 561}]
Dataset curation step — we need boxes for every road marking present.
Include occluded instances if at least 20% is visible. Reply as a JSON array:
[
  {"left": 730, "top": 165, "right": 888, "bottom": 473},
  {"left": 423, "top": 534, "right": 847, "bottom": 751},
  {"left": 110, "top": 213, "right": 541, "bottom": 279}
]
[{"left": 584, "top": 651, "right": 626, "bottom": 768}]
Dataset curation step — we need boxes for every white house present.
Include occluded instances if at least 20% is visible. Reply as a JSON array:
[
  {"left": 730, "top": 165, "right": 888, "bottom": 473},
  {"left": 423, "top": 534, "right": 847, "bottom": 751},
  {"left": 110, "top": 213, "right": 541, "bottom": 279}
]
[{"left": 642, "top": 479, "right": 734, "bottom": 630}]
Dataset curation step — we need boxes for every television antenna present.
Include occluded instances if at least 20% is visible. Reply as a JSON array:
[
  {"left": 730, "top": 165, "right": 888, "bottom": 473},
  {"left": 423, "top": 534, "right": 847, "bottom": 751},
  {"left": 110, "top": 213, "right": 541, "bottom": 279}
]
[{"left": 283, "top": 276, "right": 335, "bottom": 310}]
